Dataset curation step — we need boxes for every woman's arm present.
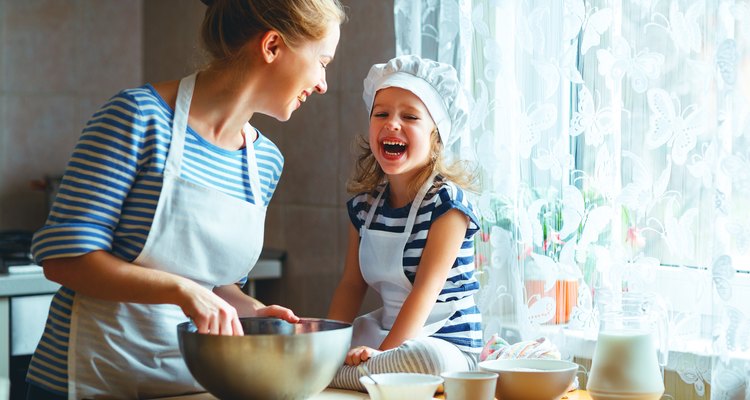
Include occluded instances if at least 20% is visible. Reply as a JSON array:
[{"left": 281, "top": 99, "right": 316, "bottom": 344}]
[
  {"left": 379, "top": 208, "right": 469, "bottom": 350},
  {"left": 213, "top": 284, "right": 299, "bottom": 321},
  {"left": 43, "top": 250, "right": 247, "bottom": 334},
  {"left": 327, "top": 224, "right": 369, "bottom": 323}
]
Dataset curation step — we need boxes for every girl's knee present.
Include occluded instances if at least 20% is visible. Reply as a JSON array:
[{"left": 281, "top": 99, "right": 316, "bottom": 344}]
[{"left": 398, "top": 339, "right": 450, "bottom": 373}]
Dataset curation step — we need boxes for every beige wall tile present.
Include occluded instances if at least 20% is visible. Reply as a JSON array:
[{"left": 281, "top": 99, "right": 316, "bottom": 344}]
[
  {"left": 337, "top": 89, "right": 370, "bottom": 205},
  {"left": 0, "top": 1, "right": 5, "bottom": 93},
  {"left": 77, "top": 0, "right": 143, "bottom": 94},
  {"left": 0, "top": 1, "right": 144, "bottom": 230},
  {"left": 281, "top": 205, "right": 339, "bottom": 279},
  {"left": 293, "top": 274, "right": 342, "bottom": 318},
  {"left": 338, "top": 0, "right": 396, "bottom": 92},
  {"left": 254, "top": 273, "right": 337, "bottom": 318},
  {"left": 2, "top": 0, "right": 77, "bottom": 93},
  {"left": 255, "top": 274, "right": 379, "bottom": 318},
  {"left": 0, "top": 191, "right": 48, "bottom": 231},
  {"left": 321, "top": 18, "right": 343, "bottom": 96},
  {"left": 143, "top": 0, "right": 207, "bottom": 83},
  {"left": 254, "top": 278, "right": 285, "bottom": 310},
  {"left": 3, "top": 94, "right": 77, "bottom": 186},
  {"left": 263, "top": 203, "right": 284, "bottom": 251},
  {"left": 1, "top": 93, "right": 78, "bottom": 229},
  {"left": 0, "top": 95, "right": 5, "bottom": 193},
  {"left": 276, "top": 92, "right": 341, "bottom": 207}
]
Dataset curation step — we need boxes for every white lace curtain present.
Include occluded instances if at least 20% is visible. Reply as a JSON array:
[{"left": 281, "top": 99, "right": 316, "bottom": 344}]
[{"left": 395, "top": 0, "right": 750, "bottom": 398}]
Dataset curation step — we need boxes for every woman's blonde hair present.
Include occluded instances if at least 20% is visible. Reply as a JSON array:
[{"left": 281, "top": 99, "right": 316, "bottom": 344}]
[
  {"left": 200, "top": 0, "right": 346, "bottom": 67},
  {"left": 347, "top": 128, "right": 478, "bottom": 197}
]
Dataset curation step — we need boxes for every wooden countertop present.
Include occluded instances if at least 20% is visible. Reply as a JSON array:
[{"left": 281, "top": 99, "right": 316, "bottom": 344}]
[
  {"left": 157, "top": 388, "right": 368, "bottom": 399},
  {"left": 158, "top": 388, "right": 592, "bottom": 399},
  {"left": 563, "top": 391, "right": 592, "bottom": 400},
  {"left": 435, "top": 390, "right": 591, "bottom": 399},
  {"left": 0, "top": 266, "right": 60, "bottom": 297}
]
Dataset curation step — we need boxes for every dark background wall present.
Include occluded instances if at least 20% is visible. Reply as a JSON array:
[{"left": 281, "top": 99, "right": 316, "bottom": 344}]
[{"left": 0, "top": 0, "right": 395, "bottom": 318}]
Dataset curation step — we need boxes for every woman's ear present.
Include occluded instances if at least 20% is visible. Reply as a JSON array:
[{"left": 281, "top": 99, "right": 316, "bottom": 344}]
[{"left": 260, "top": 30, "right": 284, "bottom": 63}]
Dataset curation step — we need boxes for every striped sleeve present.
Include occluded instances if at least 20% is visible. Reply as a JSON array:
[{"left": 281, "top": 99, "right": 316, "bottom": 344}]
[
  {"left": 431, "top": 183, "right": 480, "bottom": 240},
  {"left": 255, "top": 135, "right": 284, "bottom": 205},
  {"left": 346, "top": 191, "right": 375, "bottom": 233},
  {"left": 31, "top": 91, "right": 147, "bottom": 264}
]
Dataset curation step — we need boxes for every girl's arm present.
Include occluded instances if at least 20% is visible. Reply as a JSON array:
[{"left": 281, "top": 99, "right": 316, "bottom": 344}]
[
  {"left": 378, "top": 208, "right": 469, "bottom": 350},
  {"left": 327, "top": 224, "right": 369, "bottom": 323}
]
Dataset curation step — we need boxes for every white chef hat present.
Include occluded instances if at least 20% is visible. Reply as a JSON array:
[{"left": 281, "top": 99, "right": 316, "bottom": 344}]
[{"left": 362, "top": 55, "right": 468, "bottom": 149}]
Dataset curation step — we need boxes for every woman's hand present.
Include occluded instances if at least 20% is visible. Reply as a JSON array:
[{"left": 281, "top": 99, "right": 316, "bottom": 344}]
[
  {"left": 345, "top": 346, "right": 382, "bottom": 366},
  {"left": 41, "top": 252, "right": 245, "bottom": 336},
  {"left": 254, "top": 305, "right": 300, "bottom": 323},
  {"left": 212, "top": 284, "right": 299, "bottom": 324},
  {"left": 178, "top": 281, "right": 244, "bottom": 336}
]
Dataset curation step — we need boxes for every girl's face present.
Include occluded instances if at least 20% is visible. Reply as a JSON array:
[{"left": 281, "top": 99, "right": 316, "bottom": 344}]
[
  {"left": 266, "top": 21, "right": 340, "bottom": 121},
  {"left": 369, "top": 87, "right": 437, "bottom": 180}
]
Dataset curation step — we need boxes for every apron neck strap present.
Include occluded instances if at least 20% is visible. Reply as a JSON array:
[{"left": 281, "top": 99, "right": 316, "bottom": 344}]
[
  {"left": 165, "top": 74, "right": 264, "bottom": 206},
  {"left": 243, "top": 122, "right": 263, "bottom": 205},
  {"left": 165, "top": 73, "right": 197, "bottom": 176},
  {"left": 363, "top": 173, "right": 437, "bottom": 231}
]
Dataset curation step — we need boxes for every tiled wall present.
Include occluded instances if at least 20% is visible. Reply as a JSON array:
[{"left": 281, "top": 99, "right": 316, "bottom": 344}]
[
  {"left": 0, "top": 0, "right": 393, "bottom": 318},
  {"left": 0, "top": 0, "right": 143, "bottom": 230}
]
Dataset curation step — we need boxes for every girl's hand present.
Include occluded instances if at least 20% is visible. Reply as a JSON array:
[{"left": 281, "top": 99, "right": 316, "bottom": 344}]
[
  {"left": 178, "top": 282, "right": 243, "bottom": 336},
  {"left": 345, "top": 346, "right": 382, "bottom": 366},
  {"left": 254, "top": 304, "right": 300, "bottom": 323}
]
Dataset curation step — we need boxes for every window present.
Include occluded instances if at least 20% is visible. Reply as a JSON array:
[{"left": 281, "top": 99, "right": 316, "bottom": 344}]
[{"left": 395, "top": 0, "right": 750, "bottom": 397}]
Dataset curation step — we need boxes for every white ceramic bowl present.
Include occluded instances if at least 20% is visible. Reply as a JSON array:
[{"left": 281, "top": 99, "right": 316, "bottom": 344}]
[
  {"left": 478, "top": 359, "right": 578, "bottom": 400},
  {"left": 359, "top": 373, "right": 444, "bottom": 400}
]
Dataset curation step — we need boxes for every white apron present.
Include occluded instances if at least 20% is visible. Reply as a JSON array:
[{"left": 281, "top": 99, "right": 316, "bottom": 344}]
[
  {"left": 68, "top": 72, "right": 267, "bottom": 399},
  {"left": 351, "top": 176, "right": 472, "bottom": 349}
]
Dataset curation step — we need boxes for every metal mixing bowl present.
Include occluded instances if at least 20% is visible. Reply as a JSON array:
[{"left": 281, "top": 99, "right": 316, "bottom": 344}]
[{"left": 177, "top": 317, "right": 352, "bottom": 400}]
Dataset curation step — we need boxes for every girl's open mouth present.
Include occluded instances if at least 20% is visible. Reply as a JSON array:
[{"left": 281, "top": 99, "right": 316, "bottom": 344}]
[{"left": 382, "top": 139, "right": 407, "bottom": 159}]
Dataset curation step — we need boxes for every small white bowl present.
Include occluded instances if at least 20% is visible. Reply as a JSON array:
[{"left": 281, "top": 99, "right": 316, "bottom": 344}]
[
  {"left": 359, "top": 372, "right": 443, "bottom": 400},
  {"left": 478, "top": 359, "right": 578, "bottom": 400}
]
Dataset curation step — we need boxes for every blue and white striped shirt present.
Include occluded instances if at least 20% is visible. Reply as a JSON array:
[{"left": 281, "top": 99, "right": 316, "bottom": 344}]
[
  {"left": 347, "top": 176, "right": 483, "bottom": 353},
  {"left": 27, "top": 84, "right": 284, "bottom": 395}
]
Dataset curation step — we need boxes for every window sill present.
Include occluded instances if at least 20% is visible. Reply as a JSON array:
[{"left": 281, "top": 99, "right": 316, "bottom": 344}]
[
  {"left": 533, "top": 323, "right": 750, "bottom": 371},
  {"left": 654, "top": 264, "right": 750, "bottom": 316}
]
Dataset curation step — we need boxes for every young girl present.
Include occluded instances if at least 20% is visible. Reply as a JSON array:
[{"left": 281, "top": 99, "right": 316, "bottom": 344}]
[{"left": 327, "top": 55, "right": 483, "bottom": 390}]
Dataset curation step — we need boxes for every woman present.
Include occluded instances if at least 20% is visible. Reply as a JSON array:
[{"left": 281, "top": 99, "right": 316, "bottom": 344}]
[{"left": 26, "top": 0, "right": 345, "bottom": 398}]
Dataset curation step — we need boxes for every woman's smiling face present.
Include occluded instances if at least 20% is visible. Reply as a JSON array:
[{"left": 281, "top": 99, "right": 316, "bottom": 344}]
[
  {"left": 266, "top": 21, "right": 340, "bottom": 121},
  {"left": 369, "top": 87, "right": 437, "bottom": 179}
]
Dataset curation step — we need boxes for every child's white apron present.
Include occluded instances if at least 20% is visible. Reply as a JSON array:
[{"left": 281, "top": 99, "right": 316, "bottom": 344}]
[
  {"left": 351, "top": 176, "right": 472, "bottom": 349},
  {"left": 68, "top": 72, "right": 267, "bottom": 399}
]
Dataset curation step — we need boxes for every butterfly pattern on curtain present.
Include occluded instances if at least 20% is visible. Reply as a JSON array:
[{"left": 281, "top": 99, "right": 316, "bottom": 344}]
[{"left": 394, "top": 0, "right": 750, "bottom": 399}]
